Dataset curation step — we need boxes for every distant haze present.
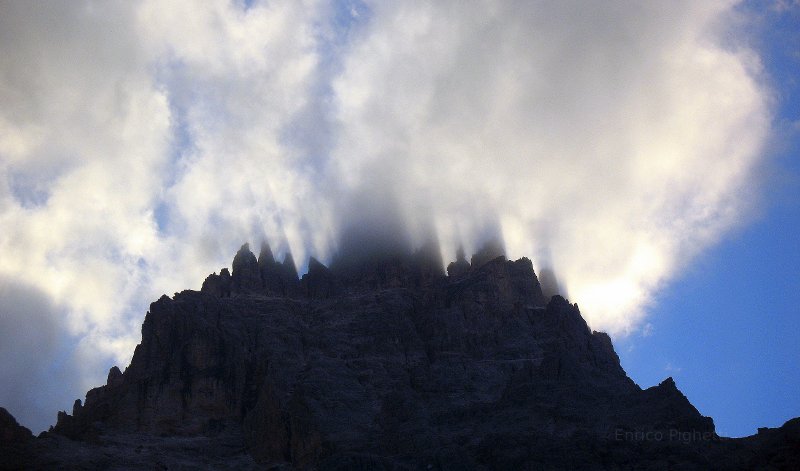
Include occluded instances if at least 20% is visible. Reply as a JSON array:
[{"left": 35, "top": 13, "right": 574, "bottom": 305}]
[{"left": 0, "top": 1, "right": 770, "bottom": 432}]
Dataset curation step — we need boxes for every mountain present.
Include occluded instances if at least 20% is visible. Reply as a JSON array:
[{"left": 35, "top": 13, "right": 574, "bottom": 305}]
[{"left": 1, "top": 243, "right": 798, "bottom": 470}]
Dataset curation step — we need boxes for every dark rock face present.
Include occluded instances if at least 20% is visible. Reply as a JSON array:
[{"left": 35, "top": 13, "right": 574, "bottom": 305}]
[
  {"left": 280, "top": 252, "right": 301, "bottom": 296},
  {"left": 302, "top": 257, "right": 336, "bottom": 299},
  {"left": 0, "top": 407, "right": 32, "bottom": 444},
  {"left": 446, "top": 246, "right": 470, "bottom": 278},
  {"left": 232, "top": 243, "right": 262, "bottom": 293},
  {"left": 256, "top": 242, "right": 301, "bottom": 297},
  {"left": 0, "top": 407, "right": 34, "bottom": 470},
  {"left": 330, "top": 240, "right": 444, "bottom": 292},
  {"left": 200, "top": 271, "right": 220, "bottom": 295},
  {"left": 2, "top": 244, "right": 798, "bottom": 470}
]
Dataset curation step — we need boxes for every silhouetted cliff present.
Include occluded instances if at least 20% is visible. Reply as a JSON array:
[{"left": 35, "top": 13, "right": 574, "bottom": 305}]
[{"left": 1, "top": 244, "right": 798, "bottom": 470}]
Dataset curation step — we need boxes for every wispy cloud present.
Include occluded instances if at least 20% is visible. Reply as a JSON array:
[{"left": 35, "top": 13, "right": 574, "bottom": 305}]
[
  {"left": 329, "top": 1, "right": 770, "bottom": 332},
  {"left": 642, "top": 323, "right": 654, "bottom": 338},
  {"left": 665, "top": 362, "right": 684, "bottom": 373}
]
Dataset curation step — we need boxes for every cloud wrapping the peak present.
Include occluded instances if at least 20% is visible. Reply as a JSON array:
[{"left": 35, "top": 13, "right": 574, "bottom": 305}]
[
  {"left": 331, "top": 0, "right": 769, "bottom": 329},
  {"left": 0, "top": 0, "right": 770, "bottom": 431}
]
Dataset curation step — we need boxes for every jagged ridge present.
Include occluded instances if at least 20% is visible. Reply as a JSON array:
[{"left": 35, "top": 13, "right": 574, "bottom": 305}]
[{"left": 1, "top": 243, "right": 798, "bottom": 470}]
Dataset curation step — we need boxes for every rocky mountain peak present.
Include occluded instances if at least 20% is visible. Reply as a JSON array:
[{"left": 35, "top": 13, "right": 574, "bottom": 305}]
[
  {"left": 281, "top": 251, "right": 298, "bottom": 281},
  {"left": 106, "top": 366, "right": 123, "bottom": 387},
  {"left": 232, "top": 243, "right": 260, "bottom": 292},
  {"left": 257, "top": 241, "right": 275, "bottom": 266},
  {"left": 2, "top": 243, "right": 797, "bottom": 469}
]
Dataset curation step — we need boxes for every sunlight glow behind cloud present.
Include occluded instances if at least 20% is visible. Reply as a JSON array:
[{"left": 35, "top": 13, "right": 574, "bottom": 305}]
[{"left": 0, "top": 0, "right": 770, "bottom": 431}]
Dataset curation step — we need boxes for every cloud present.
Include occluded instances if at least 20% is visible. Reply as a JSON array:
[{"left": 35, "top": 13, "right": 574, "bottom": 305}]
[
  {"left": 137, "top": 0, "right": 338, "bottom": 273},
  {"left": 642, "top": 323, "right": 654, "bottom": 338},
  {"left": 769, "top": 0, "right": 800, "bottom": 13},
  {"left": 0, "top": 0, "right": 771, "bottom": 428},
  {"left": 0, "top": 0, "right": 335, "bottom": 428},
  {"left": 0, "top": 1, "right": 172, "bottom": 428},
  {"left": 665, "top": 362, "right": 684, "bottom": 373},
  {"left": 330, "top": 0, "right": 770, "bottom": 331}
]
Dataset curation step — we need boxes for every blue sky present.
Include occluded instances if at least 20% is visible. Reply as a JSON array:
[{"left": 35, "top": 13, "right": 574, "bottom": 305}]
[
  {"left": 618, "top": 2, "right": 800, "bottom": 437},
  {"left": 618, "top": 191, "right": 800, "bottom": 436},
  {"left": 0, "top": 1, "right": 797, "bottom": 436}
]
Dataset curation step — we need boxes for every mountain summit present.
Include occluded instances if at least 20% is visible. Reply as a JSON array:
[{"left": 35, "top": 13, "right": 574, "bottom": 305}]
[{"left": 1, "top": 244, "right": 798, "bottom": 469}]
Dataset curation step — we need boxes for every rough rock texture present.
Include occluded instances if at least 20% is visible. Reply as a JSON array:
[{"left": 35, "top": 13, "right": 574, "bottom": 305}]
[
  {"left": 2, "top": 244, "right": 798, "bottom": 470},
  {"left": 233, "top": 243, "right": 262, "bottom": 293},
  {"left": 0, "top": 407, "right": 33, "bottom": 470},
  {"left": 280, "top": 253, "right": 301, "bottom": 297},
  {"left": 0, "top": 407, "right": 32, "bottom": 444},
  {"left": 302, "top": 257, "right": 337, "bottom": 299},
  {"left": 200, "top": 272, "right": 220, "bottom": 295}
]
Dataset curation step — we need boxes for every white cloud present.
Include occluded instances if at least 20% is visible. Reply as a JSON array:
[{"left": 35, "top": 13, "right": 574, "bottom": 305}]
[
  {"left": 330, "top": 0, "right": 770, "bottom": 332},
  {"left": 0, "top": 1, "right": 170, "bottom": 341},
  {"left": 642, "top": 323, "right": 654, "bottom": 338},
  {"left": 665, "top": 362, "right": 684, "bottom": 373},
  {"left": 0, "top": 0, "right": 771, "bottom": 430},
  {"left": 138, "top": 0, "right": 336, "bottom": 277}
]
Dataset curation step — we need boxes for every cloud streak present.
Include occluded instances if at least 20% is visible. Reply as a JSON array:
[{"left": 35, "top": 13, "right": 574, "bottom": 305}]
[{"left": 0, "top": 0, "right": 770, "bottom": 430}]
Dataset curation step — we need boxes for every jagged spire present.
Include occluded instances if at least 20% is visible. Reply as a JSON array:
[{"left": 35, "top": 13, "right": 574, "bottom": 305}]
[
  {"left": 219, "top": 268, "right": 231, "bottom": 297},
  {"left": 307, "top": 256, "right": 327, "bottom": 275},
  {"left": 258, "top": 240, "right": 275, "bottom": 267},
  {"left": 303, "top": 256, "right": 336, "bottom": 299},
  {"left": 258, "top": 241, "right": 275, "bottom": 267},
  {"left": 232, "top": 243, "right": 260, "bottom": 292},
  {"left": 282, "top": 252, "right": 298, "bottom": 281}
]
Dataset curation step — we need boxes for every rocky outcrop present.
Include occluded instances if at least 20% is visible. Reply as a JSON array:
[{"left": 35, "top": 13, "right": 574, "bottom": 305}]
[
  {"left": 232, "top": 243, "right": 261, "bottom": 293},
  {"left": 280, "top": 252, "right": 301, "bottom": 296},
  {"left": 255, "top": 242, "right": 302, "bottom": 297},
  {"left": 446, "top": 246, "right": 470, "bottom": 277},
  {"left": 200, "top": 271, "right": 220, "bottom": 296},
  {"left": 0, "top": 407, "right": 32, "bottom": 444},
  {"left": 219, "top": 268, "right": 231, "bottom": 297},
  {"left": 302, "top": 257, "right": 336, "bottom": 299},
  {"left": 201, "top": 268, "right": 232, "bottom": 297},
  {"left": 1, "top": 244, "right": 798, "bottom": 470},
  {"left": 0, "top": 407, "right": 34, "bottom": 471},
  {"left": 258, "top": 241, "right": 284, "bottom": 294},
  {"left": 257, "top": 241, "right": 275, "bottom": 274}
]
